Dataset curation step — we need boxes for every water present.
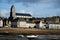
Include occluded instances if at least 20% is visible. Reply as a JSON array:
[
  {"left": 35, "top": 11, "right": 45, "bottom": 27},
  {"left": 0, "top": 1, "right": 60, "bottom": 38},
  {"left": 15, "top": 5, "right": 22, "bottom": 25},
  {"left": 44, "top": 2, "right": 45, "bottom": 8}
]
[{"left": 0, "top": 35, "right": 60, "bottom": 40}]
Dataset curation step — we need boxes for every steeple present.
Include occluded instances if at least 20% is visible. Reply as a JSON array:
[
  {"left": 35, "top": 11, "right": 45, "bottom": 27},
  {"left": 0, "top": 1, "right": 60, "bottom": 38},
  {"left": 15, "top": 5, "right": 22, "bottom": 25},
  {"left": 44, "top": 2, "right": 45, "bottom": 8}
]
[
  {"left": 9, "top": 5, "right": 16, "bottom": 21},
  {"left": 11, "top": 5, "right": 15, "bottom": 12}
]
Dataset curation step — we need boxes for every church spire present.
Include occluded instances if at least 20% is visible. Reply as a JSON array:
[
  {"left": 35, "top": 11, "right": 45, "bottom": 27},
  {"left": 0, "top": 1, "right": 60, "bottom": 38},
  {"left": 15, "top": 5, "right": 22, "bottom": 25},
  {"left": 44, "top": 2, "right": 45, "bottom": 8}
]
[
  {"left": 9, "top": 5, "right": 16, "bottom": 21},
  {"left": 11, "top": 5, "right": 15, "bottom": 12}
]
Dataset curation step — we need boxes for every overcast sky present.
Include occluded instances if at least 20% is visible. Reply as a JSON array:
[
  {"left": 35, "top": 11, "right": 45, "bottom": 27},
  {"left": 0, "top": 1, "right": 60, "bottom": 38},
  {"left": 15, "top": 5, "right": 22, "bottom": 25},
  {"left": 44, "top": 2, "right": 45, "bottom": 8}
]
[{"left": 0, "top": 0, "right": 60, "bottom": 18}]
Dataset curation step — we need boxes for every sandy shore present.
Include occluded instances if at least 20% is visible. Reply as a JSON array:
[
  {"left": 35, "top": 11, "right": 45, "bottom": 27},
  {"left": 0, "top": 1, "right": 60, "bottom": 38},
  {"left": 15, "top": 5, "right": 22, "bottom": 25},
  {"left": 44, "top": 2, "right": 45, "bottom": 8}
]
[{"left": 0, "top": 28, "right": 60, "bottom": 35}]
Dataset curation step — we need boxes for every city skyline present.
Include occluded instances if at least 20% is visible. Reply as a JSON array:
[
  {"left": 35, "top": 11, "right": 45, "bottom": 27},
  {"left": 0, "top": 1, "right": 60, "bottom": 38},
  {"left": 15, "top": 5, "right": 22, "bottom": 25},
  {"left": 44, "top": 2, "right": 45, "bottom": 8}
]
[{"left": 0, "top": 0, "right": 60, "bottom": 18}]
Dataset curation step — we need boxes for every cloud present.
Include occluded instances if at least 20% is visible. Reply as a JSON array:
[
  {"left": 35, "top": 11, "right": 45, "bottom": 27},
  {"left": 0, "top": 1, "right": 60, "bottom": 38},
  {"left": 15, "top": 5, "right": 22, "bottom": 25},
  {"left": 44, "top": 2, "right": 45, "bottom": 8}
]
[
  {"left": 0, "top": 0, "right": 41, "bottom": 3},
  {"left": 18, "top": 9, "right": 32, "bottom": 15},
  {"left": 0, "top": 0, "right": 40, "bottom": 7},
  {"left": 53, "top": 0, "right": 60, "bottom": 8},
  {"left": 7, "top": 0, "right": 40, "bottom": 3},
  {"left": 16, "top": 0, "right": 60, "bottom": 8},
  {"left": 0, "top": 0, "right": 59, "bottom": 4},
  {"left": 0, "top": 9, "right": 9, "bottom": 17},
  {"left": 0, "top": 0, "right": 60, "bottom": 5},
  {"left": 0, "top": 0, "right": 60, "bottom": 8},
  {"left": 18, "top": 9, "right": 26, "bottom": 13}
]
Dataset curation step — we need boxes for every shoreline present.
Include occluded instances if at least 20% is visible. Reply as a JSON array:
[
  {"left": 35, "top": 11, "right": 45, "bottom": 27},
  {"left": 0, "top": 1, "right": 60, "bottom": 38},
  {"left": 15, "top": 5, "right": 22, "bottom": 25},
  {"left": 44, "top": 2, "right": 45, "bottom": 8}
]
[{"left": 0, "top": 28, "right": 59, "bottom": 35}]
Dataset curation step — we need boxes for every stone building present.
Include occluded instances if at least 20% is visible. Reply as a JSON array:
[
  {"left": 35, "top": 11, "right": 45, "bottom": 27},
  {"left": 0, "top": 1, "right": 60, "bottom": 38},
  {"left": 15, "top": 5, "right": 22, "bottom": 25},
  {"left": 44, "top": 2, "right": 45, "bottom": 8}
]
[{"left": 9, "top": 5, "right": 40, "bottom": 28}]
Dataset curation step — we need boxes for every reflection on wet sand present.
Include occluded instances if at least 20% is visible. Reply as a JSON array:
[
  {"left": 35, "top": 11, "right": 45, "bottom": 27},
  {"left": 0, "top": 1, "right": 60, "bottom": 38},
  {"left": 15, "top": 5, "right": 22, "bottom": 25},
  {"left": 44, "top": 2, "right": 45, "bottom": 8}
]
[{"left": 0, "top": 35, "right": 60, "bottom": 40}]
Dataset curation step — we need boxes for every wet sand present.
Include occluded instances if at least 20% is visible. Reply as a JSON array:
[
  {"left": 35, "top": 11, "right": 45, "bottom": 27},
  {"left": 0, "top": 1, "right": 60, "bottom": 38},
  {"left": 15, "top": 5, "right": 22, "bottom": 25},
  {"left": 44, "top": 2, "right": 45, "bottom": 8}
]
[{"left": 0, "top": 35, "right": 60, "bottom": 40}]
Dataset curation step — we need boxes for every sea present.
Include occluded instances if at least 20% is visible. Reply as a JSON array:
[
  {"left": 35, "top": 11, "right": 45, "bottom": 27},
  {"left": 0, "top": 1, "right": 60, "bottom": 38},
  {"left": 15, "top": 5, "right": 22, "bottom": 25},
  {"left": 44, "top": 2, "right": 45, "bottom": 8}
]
[{"left": 0, "top": 35, "right": 60, "bottom": 40}]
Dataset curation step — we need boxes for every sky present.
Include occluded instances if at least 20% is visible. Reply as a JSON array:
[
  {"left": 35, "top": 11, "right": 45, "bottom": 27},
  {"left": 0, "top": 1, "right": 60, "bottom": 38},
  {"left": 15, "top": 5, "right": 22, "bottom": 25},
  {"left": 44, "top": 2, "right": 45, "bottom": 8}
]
[{"left": 0, "top": 0, "right": 60, "bottom": 18}]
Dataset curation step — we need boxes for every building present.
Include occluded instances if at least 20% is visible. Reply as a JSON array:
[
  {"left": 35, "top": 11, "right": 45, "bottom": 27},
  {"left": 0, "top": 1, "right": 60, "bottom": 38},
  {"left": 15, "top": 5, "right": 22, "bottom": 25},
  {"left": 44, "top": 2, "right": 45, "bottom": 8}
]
[
  {"left": 0, "top": 17, "right": 10, "bottom": 27},
  {"left": 9, "top": 5, "right": 32, "bottom": 21},
  {"left": 49, "top": 23, "right": 60, "bottom": 29},
  {"left": 0, "top": 17, "right": 3, "bottom": 27},
  {"left": 9, "top": 5, "right": 40, "bottom": 28}
]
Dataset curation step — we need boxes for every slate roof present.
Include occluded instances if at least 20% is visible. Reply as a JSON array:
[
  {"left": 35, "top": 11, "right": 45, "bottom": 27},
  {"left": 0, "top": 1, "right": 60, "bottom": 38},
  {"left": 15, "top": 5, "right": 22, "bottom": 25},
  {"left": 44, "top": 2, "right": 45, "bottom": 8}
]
[{"left": 16, "top": 13, "right": 31, "bottom": 16}]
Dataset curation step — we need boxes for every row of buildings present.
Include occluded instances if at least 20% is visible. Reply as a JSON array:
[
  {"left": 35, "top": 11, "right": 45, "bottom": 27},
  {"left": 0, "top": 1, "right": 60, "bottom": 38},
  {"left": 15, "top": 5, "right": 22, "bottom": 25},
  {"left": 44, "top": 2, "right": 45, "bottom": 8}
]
[{"left": 0, "top": 5, "right": 60, "bottom": 29}]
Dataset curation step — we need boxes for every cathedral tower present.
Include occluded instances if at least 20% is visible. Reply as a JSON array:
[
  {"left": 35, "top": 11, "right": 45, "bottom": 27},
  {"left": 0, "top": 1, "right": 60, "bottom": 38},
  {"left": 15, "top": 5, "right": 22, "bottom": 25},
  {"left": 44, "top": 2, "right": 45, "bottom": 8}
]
[{"left": 9, "top": 5, "right": 16, "bottom": 21}]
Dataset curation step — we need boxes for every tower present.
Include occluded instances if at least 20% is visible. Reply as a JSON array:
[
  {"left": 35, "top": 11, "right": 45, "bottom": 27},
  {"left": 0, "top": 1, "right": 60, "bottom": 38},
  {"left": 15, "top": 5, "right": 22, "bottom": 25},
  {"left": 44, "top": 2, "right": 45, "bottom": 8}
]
[{"left": 9, "top": 5, "right": 16, "bottom": 21}]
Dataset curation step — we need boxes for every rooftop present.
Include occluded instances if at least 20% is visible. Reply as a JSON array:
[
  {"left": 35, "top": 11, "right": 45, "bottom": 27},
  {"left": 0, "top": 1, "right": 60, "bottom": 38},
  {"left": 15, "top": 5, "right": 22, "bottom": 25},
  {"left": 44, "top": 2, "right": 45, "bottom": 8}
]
[{"left": 16, "top": 13, "right": 31, "bottom": 16}]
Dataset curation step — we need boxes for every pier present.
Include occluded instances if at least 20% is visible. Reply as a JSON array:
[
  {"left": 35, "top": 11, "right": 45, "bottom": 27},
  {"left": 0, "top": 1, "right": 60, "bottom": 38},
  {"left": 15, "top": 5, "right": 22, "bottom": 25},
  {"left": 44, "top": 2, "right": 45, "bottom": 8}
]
[{"left": 0, "top": 28, "right": 60, "bottom": 35}]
